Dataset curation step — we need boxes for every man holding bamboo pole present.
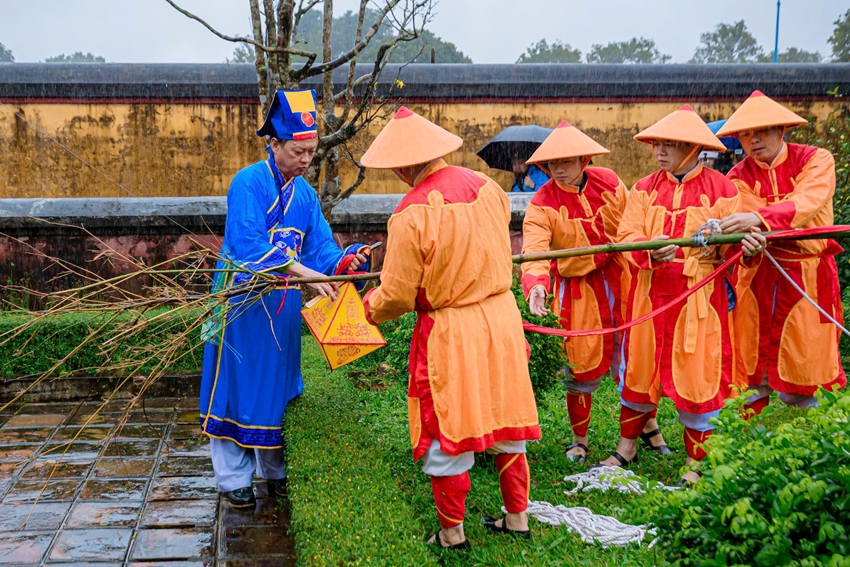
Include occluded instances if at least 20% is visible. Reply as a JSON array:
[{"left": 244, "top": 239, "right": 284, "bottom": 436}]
[
  {"left": 520, "top": 121, "right": 671, "bottom": 463},
  {"left": 361, "top": 107, "right": 541, "bottom": 549},
  {"left": 717, "top": 91, "right": 847, "bottom": 414},
  {"left": 199, "top": 90, "right": 370, "bottom": 508},
  {"left": 595, "top": 105, "right": 766, "bottom": 485}
]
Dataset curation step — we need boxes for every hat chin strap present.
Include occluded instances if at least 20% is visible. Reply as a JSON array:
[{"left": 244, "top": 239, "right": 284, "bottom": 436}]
[{"left": 673, "top": 145, "right": 701, "bottom": 176}]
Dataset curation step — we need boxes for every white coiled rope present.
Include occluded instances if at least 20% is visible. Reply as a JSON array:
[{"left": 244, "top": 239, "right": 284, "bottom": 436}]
[{"left": 503, "top": 468, "right": 677, "bottom": 547}]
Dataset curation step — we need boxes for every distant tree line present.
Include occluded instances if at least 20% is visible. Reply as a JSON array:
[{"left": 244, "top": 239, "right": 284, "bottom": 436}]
[{"left": 518, "top": 9, "right": 850, "bottom": 64}]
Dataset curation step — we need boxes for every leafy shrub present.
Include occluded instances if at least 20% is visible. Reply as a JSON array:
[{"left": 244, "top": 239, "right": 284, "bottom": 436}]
[
  {"left": 632, "top": 389, "right": 850, "bottom": 567},
  {"left": 0, "top": 309, "right": 203, "bottom": 378}
]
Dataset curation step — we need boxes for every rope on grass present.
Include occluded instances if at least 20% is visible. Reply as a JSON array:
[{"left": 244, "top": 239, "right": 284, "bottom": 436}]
[
  {"left": 515, "top": 500, "right": 658, "bottom": 548},
  {"left": 563, "top": 466, "right": 680, "bottom": 495}
]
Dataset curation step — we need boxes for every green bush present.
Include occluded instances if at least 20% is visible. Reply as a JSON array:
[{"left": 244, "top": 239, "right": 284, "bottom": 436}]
[
  {"left": 0, "top": 309, "right": 203, "bottom": 378},
  {"left": 631, "top": 389, "right": 850, "bottom": 567}
]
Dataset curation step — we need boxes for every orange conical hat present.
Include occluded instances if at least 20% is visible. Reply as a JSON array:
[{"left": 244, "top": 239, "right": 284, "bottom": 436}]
[
  {"left": 360, "top": 107, "right": 463, "bottom": 169},
  {"left": 715, "top": 90, "right": 807, "bottom": 137},
  {"left": 526, "top": 121, "right": 609, "bottom": 164},
  {"left": 634, "top": 105, "right": 727, "bottom": 151}
]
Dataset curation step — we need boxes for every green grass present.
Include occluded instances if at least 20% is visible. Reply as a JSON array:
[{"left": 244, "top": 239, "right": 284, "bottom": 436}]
[{"left": 289, "top": 337, "right": 720, "bottom": 566}]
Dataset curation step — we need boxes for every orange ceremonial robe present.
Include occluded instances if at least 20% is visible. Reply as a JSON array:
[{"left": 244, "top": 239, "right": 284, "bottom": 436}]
[
  {"left": 728, "top": 143, "right": 846, "bottom": 396},
  {"left": 364, "top": 160, "right": 541, "bottom": 460},
  {"left": 618, "top": 165, "right": 740, "bottom": 414},
  {"left": 520, "top": 167, "right": 630, "bottom": 381}
]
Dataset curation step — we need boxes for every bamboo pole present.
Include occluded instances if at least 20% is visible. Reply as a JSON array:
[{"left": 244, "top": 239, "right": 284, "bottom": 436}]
[{"left": 279, "top": 229, "right": 850, "bottom": 285}]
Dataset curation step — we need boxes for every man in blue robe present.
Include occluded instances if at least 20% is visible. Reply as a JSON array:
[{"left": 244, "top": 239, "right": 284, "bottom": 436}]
[{"left": 200, "top": 89, "right": 370, "bottom": 507}]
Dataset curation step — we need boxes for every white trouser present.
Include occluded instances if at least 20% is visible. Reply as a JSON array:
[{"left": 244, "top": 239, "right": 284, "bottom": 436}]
[
  {"left": 745, "top": 372, "right": 819, "bottom": 408},
  {"left": 210, "top": 438, "right": 286, "bottom": 493},
  {"left": 420, "top": 439, "right": 527, "bottom": 477}
]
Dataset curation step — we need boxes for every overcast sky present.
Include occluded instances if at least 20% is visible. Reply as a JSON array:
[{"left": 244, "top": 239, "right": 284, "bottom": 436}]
[{"left": 0, "top": 0, "right": 845, "bottom": 64}]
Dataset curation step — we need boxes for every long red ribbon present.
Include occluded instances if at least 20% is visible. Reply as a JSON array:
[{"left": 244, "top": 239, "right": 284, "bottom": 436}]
[{"left": 521, "top": 225, "right": 848, "bottom": 338}]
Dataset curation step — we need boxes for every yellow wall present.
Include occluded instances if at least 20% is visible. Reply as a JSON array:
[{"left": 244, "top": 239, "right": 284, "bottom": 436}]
[{"left": 0, "top": 100, "right": 841, "bottom": 199}]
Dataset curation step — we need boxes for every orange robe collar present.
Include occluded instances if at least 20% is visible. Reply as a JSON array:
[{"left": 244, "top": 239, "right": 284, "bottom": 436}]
[
  {"left": 752, "top": 141, "right": 789, "bottom": 171},
  {"left": 664, "top": 162, "right": 704, "bottom": 185}
]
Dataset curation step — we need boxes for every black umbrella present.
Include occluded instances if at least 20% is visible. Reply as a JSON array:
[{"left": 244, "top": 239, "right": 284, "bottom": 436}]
[{"left": 476, "top": 125, "right": 554, "bottom": 172}]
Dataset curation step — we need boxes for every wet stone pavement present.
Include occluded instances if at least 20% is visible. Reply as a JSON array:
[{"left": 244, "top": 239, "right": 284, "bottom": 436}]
[{"left": 0, "top": 399, "right": 295, "bottom": 566}]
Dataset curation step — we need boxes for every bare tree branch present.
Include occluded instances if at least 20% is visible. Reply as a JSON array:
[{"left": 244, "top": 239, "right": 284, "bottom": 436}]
[
  {"left": 300, "top": 0, "right": 402, "bottom": 79},
  {"left": 321, "top": 0, "right": 336, "bottom": 129},
  {"left": 249, "top": 0, "right": 270, "bottom": 110},
  {"left": 264, "top": 0, "right": 281, "bottom": 91},
  {"left": 338, "top": 0, "right": 369, "bottom": 125},
  {"left": 163, "top": 0, "right": 311, "bottom": 56},
  {"left": 294, "top": 0, "right": 322, "bottom": 33}
]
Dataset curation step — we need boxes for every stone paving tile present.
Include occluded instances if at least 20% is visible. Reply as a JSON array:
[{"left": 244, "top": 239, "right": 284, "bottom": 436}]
[
  {"left": 64, "top": 412, "right": 122, "bottom": 426},
  {"left": 80, "top": 478, "right": 148, "bottom": 501},
  {"left": 0, "top": 501, "right": 72, "bottom": 530},
  {"left": 37, "top": 442, "right": 101, "bottom": 462},
  {"left": 93, "top": 457, "right": 156, "bottom": 478},
  {"left": 47, "top": 563, "right": 122, "bottom": 567},
  {"left": 140, "top": 499, "right": 218, "bottom": 527},
  {"left": 135, "top": 397, "right": 182, "bottom": 409},
  {"left": 4, "top": 413, "right": 66, "bottom": 427},
  {"left": 49, "top": 528, "right": 133, "bottom": 561},
  {"left": 131, "top": 528, "right": 214, "bottom": 561},
  {"left": 220, "top": 559, "right": 293, "bottom": 567},
  {"left": 0, "top": 462, "right": 24, "bottom": 475},
  {"left": 126, "top": 411, "right": 174, "bottom": 424},
  {"left": 169, "top": 423, "right": 202, "bottom": 440},
  {"left": 0, "top": 426, "right": 54, "bottom": 444},
  {"left": 0, "top": 443, "right": 40, "bottom": 462},
  {"left": 157, "top": 457, "right": 214, "bottom": 477},
  {"left": 221, "top": 525, "right": 292, "bottom": 558},
  {"left": 4, "top": 479, "right": 81, "bottom": 502},
  {"left": 66, "top": 501, "right": 142, "bottom": 528},
  {"left": 129, "top": 562, "right": 212, "bottom": 567},
  {"left": 114, "top": 423, "right": 165, "bottom": 439},
  {"left": 150, "top": 475, "right": 217, "bottom": 500},
  {"left": 52, "top": 425, "right": 114, "bottom": 442},
  {"left": 162, "top": 438, "right": 210, "bottom": 458},
  {"left": 21, "top": 460, "right": 93, "bottom": 480},
  {"left": 0, "top": 531, "right": 53, "bottom": 564},
  {"left": 174, "top": 410, "right": 201, "bottom": 424},
  {"left": 13, "top": 403, "right": 77, "bottom": 414},
  {"left": 102, "top": 439, "right": 161, "bottom": 457}
]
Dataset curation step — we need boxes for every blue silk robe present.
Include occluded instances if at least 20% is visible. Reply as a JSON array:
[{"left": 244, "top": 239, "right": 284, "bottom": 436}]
[{"left": 200, "top": 159, "right": 367, "bottom": 448}]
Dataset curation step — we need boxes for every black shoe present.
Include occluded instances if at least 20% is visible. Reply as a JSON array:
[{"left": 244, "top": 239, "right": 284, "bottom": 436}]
[
  {"left": 226, "top": 486, "right": 256, "bottom": 508},
  {"left": 429, "top": 530, "right": 471, "bottom": 550},
  {"left": 482, "top": 516, "right": 531, "bottom": 539},
  {"left": 590, "top": 451, "right": 638, "bottom": 469},
  {"left": 640, "top": 428, "right": 673, "bottom": 455},
  {"left": 565, "top": 442, "right": 588, "bottom": 463},
  {"left": 268, "top": 478, "right": 287, "bottom": 498}
]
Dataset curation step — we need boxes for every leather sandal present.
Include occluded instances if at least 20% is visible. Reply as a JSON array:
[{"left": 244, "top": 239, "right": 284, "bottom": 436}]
[
  {"left": 640, "top": 429, "right": 673, "bottom": 455},
  {"left": 590, "top": 451, "right": 638, "bottom": 469},
  {"left": 429, "top": 530, "right": 471, "bottom": 550},
  {"left": 565, "top": 442, "right": 589, "bottom": 463},
  {"left": 482, "top": 516, "right": 531, "bottom": 539}
]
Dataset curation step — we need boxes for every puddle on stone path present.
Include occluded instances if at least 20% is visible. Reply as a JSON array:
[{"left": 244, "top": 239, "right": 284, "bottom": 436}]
[
  {"left": 102, "top": 439, "right": 161, "bottom": 457},
  {"left": 65, "top": 501, "right": 141, "bottom": 528},
  {"left": 0, "top": 532, "right": 54, "bottom": 563},
  {"left": 49, "top": 528, "right": 133, "bottom": 561},
  {"left": 4, "top": 479, "right": 82, "bottom": 502},
  {"left": 64, "top": 413, "right": 121, "bottom": 426},
  {"left": 4, "top": 413, "right": 66, "bottom": 427},
  {"left": 150, "top": 476, "right": 217, "bottom": 500},
  {"left": 52, "top": 425, "right": 114, "bottom": 442},
  {"left": 223, "top": 525, "right": 293, "bottom": 558},
  {"left": 222, "top": 497, "right": 288, "bottom": 527},
  {"left": 93, "top": 457, "right": 156, "bottom": 478},
  {"left": 80, "top": 478, "right": 148, "bottom": 501},
  {"left": 162, "top": 438, "right": 210, "bottom": 458},
  {"left": 130, "top": 528, "right": 214, "bottom": 561},
  {"left": 0, "top": 443, "right": 40, "bottom": 461},
  {"left": 156, "top": 457, "right": 214, "bottom": 477},
  {"left": 0, "top": 427, "right": 54, "bottom": 444},
  {"left": 38, "top": 442, "right": 101, "bottom": 462},
  {"left": 0, "top": 501, "right": 72, "bottom": 530},
  {"left": 0, "top": 462, "right": 25, "bottom": 475},
  {"left": 173, "top": 410, "right": 201, "bottom": 424},
  {"left": 140, "top": 499, "right": 217, "bottom": 527},
  {"left": 21, "top": 460, "right": 93, "bottom": 480}
]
